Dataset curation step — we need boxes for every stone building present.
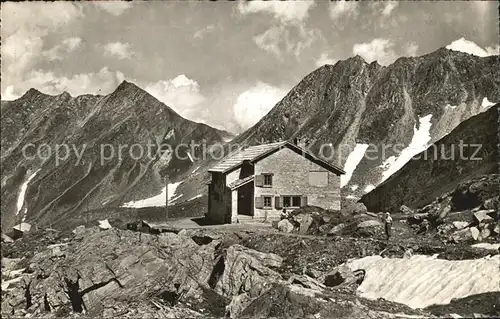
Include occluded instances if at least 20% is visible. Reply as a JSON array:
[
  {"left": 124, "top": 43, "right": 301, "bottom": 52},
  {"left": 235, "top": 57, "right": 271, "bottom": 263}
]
[{"left": 206, "top": 140, "right": 345, "bottom": 224}]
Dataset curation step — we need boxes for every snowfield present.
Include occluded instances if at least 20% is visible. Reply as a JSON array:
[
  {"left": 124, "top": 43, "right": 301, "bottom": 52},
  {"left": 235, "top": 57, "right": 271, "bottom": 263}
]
[
  {"left": 481, "top": 97, "right": 495, "bottom": 108},
  {"left": 341, "top": 144, "right": 369, "bottom": 187},
  {"left": 16, "top": 169, "right": 41, "bottom": 215},
  {"left": 345, "top": 254, "right": 500, "bottom": 309},
  {"left": 380, "top": 114, "right": 433, "bottom": 183},
  {"left": 121, "top": 181, "right": 182, "bottom": 208}
]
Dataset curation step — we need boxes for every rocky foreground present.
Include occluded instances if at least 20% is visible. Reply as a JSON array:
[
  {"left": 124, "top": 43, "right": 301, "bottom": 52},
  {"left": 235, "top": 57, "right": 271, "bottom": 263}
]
[
  {"left": 2, "top": 175, "right": 499, "bottom": 318},
  {"left": 2, "top": 218, "right": 499, "bottom": 318}
]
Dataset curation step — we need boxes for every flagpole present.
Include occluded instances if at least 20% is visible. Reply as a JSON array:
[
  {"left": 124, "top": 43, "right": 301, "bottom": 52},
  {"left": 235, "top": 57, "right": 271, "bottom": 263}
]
[{"left": 165, "top": 174, "right": 169, "bottom": 221}]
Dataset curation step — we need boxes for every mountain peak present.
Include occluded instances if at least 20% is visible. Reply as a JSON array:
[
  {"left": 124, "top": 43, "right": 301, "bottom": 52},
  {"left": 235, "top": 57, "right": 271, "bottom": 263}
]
[
  {"left": 21, "top": 88, "right": 44, "bottom": 99},
  {"left": 115, "top": 80, "right": 143, "bottom": 92},
  {"left": 352, "top": 54, "right": 367, "bottom": 63}
]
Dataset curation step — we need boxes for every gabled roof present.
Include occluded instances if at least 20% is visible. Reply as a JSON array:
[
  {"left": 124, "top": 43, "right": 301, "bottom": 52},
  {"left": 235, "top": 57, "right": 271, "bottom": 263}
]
[
  {"left": 208, "top": 141, "right": 345, "bottom": 175},
  {"left": 228, "top": 175, "right": 255, "bottom": 190},
  {"left": 208, "top": 142, "right": 285, "bottom": 173}
]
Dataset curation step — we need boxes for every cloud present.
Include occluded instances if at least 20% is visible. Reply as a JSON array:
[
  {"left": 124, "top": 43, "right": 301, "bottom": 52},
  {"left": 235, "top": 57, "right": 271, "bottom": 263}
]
[
  {"left": 353, "top": 39, "right": 396, "bottom": 65},
  {"left": 382, "top": 2, "right": 399, "bottom": 16},
  {"left": 94, "top": 1, "right": 133, "bottom": 16},
  {"left": 446, "top": 38, "right": 499, "bottom": 57},
  {"left": 103, "top": 42, "right": 134, "bottom": 59},
  {"left": 44, "top": 37, "right": 83, "bottom": 61},
  {"left": 233, "top": 82, "right": 287, "bottom": 129},
  {"left": 237, "top": 0, "right": 315, "bottom": 25},
  {"left": 316, "top": 53, "right": 337, "bottom": 67},
  {"left": 143, "top": 74, "right": 206, "bottom": 120},
  {"left": 253, "top": 24, "right": 323, "bottom": 60},
  {"left": 329, "top": 1, "right": 359, "bottom": 20},
  {"left": 238, "top": 0, "right": 320, "bottom": 60},
  {"left": 193, "top": 24, "right": 215, "bottom": 39},
  {"left": 403, "top": 42, "right": 419, "bottom": 57},
  {"left": 3, "top": 67, "right": 125, "bottom": 99},
  {"left": 352, "top": 39, "right": 421, "bottom": 66},
  {"left": 1, "top": 2, "right": 83, "bottom": 88}
]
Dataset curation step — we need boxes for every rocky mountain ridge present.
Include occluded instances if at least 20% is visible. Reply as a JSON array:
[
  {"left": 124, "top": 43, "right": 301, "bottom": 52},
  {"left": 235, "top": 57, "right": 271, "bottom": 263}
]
[
  {"left": 175, "top": 48, "right": 499, "bottom": 203},
  {"left": 1, "top": 81, "right": 232, "bottom": 230}
]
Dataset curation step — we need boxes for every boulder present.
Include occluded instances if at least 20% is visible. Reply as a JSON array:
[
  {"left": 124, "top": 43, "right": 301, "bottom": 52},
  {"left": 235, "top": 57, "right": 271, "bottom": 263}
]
[
  {"left": 1, "top": 233, "right": 14, "bottom": 243},
  {"left": 469, "top": 181, "right": 488, "bottom": 194},
  {"left": 322, "top": 265, "right": 366, "bottom": 288},
  {"left": 215, "top": 244, "right": 283, "bottom": 298},
  {"left": 328, "top": 223, "right": 346, "bottom": 236},
  {"left": 357, "top": 220, "right": 382, "bottom": 229},
  {"left": 226, "top": 293, "right": 252, "bottom": 318},
  {"left": 294, "top": 213, "right": 314, "bottom": 234},
  {"left": 436, "top": 204, "right": 451, "bottom": 222},
  {"left": 483, "top": 197, "right": 499, "bottom": 211},
  {"left": 277, "top": 219, "right": 294, "bottom": 233},
  {"left": 493, "top": 223, "right": 500, "bottom": 235},
  {"left": 98, "top": 219, "right": 112, "bottom": 230},
  {"left": 72, "top": 225, "right": 86, "bottom": 235},
  {"left": 451, "top": 228, "right": 473, "bottom": 243},
  {"left": 453, "top": 221, "right": 470, "bottom": 230},
  {"left": 407, "top": 213, "right": 429, "bottom": 225},
  {"left": 470, "top": 227, "right": 480, "bottom": 241},
  {"left": 473, "top": 210, "right": 494, "bottom": 224},
  {"left": 288, "top": 274, "right": 325, "bottom": 291},
  {"left": 481, "top": 227, "right": 491, "bottom": 239},
  {"left": 304, "top": 268, "right": 322, "bottom": 279},
  {"left": 400, "top": 205, "right": 414, "bottom": 215}
]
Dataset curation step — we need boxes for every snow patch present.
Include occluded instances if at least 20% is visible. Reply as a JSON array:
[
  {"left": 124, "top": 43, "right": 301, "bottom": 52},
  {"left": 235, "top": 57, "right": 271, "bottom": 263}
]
[
  {"left": 165, "top": 129, "right": 175, "bottom": 140},
  {"left": 191, "top": 166, "right": 200, "bottom": 174},
  {"left": 341, "top": 144, "right": 369, "bottom": 187},
  {"left": 481, "top": 97, "right": 495, "bottom": 108},
  {"left": 188, "top": 194, "right": 203, "bottom": 201},
  {"left": 346, "top": 195, "right": 358, "bottom": 200},
  {"left": 380, "top": 114, "right": 432, "bottom": 183},
  {"left": 364, "top": 184, "right": 375, "bottom": 193},
  {"left": 350, "top": 185, "right": 359, "bottom": 191},
  {"left": 445, "top": 104, "right": 457, "bottom": 110},
  {"left": 16, "top": 169, "right": 41, "bottom": 215},
  {"left": 121, "top": 181, "right": 182, "bottom": 208},
  {"left": 344, "top": 255, "right": 500, "bottom": 309}
]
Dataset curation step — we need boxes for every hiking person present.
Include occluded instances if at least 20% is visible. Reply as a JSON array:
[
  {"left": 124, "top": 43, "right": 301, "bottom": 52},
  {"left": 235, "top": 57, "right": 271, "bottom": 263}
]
[
  {"left": 281, "top": 207, "right": 287, "bottom": 220},
  {"left": 384, "top": 212, "right": 393, "bottom": 240}
]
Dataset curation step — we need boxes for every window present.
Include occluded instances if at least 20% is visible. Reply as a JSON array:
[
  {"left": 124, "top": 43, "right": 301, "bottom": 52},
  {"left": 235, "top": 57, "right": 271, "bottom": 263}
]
[
  {"left": 263, "top": 196, "right": 272, "bottom": 208},
  {"left": 263, "top": 174, "right": 273, "bottom": 187},
  {"left": 282, "top": 196, "right": 302, "bottom": 208}
]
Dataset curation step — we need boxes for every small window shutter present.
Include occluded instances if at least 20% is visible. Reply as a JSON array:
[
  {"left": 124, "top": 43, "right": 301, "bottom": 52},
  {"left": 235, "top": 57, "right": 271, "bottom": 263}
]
[
  {"left": 255, "top": 175, "right": 264, "bottom": 187},
  {"left": 275, "top": 196, "right": 282, "bottom": 209},
  {"left": 255, "top": 196, "right": 264, "bottom": 209},
  {"left": 301, "top": 196, "right": 308, "bottom": 207}
]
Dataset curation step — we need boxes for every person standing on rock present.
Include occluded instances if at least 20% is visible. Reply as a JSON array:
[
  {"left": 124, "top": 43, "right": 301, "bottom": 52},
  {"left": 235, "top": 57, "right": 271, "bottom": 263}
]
[{"left": 384, "top": 212, "right": 393, "bottom": 240}]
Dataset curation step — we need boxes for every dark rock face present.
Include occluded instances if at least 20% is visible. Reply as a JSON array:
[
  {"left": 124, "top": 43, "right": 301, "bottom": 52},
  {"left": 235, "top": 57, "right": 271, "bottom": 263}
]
[
  {"left": 360, "top": 105, "right": 499, "bottom": 213},
  {"left": 1, "top": 81, "right": 232, "bottom": 230}
]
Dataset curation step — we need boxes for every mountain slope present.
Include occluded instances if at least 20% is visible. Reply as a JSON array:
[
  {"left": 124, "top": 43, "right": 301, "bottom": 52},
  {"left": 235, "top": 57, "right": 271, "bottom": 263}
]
[
  {"left": 1, "top": 81, "right": 232, "bottom": 230},
  {"left": 359, "top": 104, "right": 499, "bottom": 212},
  {"left": 176, "top": 48, "right": 499, "bottom": 204}
]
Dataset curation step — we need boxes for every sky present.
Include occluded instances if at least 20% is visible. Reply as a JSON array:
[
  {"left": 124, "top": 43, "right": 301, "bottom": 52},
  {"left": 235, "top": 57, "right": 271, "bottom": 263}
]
[{"left": 1, "top": 1, "right": 498, "bottom": 133}]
